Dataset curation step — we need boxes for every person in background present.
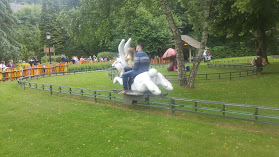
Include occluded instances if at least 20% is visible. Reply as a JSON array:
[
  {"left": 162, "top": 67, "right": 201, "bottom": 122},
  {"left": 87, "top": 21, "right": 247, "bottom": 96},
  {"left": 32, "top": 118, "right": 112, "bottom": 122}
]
[
  {"left": 93, "top": 55, "right": 98, "bottom": 62},
  {"left": 29, "top": 57, "right": 35, "bottom": 66},
  {"left": 71, "top": 56, "right": 76, "bottom": 64},
  {"left": 251, "top": 56, "right": 267, "bottom": 72},
  {"left": 113, "top": 55, "right": 117, "bottom": 61},
  {"left": 0, "top": 61, "right": 7, "bottom": 71},
  {"left": 7, "top": 60, "right": 15, "bottom": 69},
  {"left": 61, "top": 54, "right": 67, "bottom": 63},
  {"left": 119, "top": 43, "right": 149, "bottom": 94},
  {"left": 80, "top": 56, "right": 85, "bottom": 64},
  {"left": 88, "top": 56, "right": 92, "bottom": 63},
  {"left": 185, "top": 65, "right": 190, "bottom": 72},
  {"left": 74, "top": 56, "right": 79, "bottom": 64},
  {"left": 99, "top": 57, "right": 103, "bottom": 62},
  {"left": 33, "top": 56, "right": 38, "bottom": 65},
  {"left": 29, "top": 57, "right": 38, "bottom": 66},
  {"left": 122, "top": 48, "right": 135, "bottom": 73}
]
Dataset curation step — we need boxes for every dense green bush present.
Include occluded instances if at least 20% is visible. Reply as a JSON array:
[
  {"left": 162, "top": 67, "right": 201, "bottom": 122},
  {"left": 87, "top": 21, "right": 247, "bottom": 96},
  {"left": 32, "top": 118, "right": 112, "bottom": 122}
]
[
  {"left": 210, "top": 46, "right": 228, "bottom": 58},
  {"left": 97, "top": 52, "right": 117, "bottom": 59},
  {"left": 68, "top": 61, "right": 113, "bottom": 72},
  {"left": 210, "top": 42, "right": 255, "bottom": 59}
]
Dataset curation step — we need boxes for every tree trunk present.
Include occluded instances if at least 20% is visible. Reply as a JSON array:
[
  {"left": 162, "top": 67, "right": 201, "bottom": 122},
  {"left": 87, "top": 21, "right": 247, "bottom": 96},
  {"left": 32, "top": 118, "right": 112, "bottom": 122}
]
[
  {"left": 256, "top": 13, "right": 268, "bottom": 62},
  {"left": 187, "top": 0, "right": 211, "bottom": 88},
  {"left": 159, "top": 0, "right": 187, "bottom": 86}
]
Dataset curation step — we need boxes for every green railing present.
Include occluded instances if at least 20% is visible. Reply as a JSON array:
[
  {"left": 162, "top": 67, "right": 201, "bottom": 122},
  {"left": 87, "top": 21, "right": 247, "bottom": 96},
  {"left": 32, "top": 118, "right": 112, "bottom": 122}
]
[
  {"left": 108, "top": 68, "right": 257, "bottom": 81},
  {"left": 18, "top": 74, "right": 279, "bottom": 125}
]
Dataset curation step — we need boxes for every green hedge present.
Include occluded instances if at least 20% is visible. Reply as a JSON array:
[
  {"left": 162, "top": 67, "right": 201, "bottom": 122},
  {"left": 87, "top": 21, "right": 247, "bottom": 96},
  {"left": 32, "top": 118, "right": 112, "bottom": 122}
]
[
  {"left": 97, "top": 52, "right": 117, "bottom": 59},
  {"left": 41, "top": 55, "right": 67, "bottom": 63},
  {"left": 210, "top": 42, "right": 255, "bottom": 59},
  {"left": 68, "top": 61, "right": 113, "bottom": 72}
]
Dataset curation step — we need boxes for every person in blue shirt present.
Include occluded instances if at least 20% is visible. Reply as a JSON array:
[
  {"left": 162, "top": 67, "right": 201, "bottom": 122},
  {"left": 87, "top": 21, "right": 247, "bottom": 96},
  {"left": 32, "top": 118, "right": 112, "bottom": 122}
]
[{"left": 119, "top": 43, "right": 149, "bottom": 94}]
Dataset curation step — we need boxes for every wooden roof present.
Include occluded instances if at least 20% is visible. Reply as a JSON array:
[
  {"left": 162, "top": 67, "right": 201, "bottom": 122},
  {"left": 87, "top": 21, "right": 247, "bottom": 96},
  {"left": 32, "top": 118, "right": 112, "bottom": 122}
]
[{"left": 181, "top": 35, "right": 209, "bottom": 49}]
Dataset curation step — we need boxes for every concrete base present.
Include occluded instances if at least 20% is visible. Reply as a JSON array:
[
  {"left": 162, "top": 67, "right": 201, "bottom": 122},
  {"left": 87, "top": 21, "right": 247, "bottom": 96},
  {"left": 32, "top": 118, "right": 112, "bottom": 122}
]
[{"left": 123, "top": 90, "right": 149, "bottom": 105}]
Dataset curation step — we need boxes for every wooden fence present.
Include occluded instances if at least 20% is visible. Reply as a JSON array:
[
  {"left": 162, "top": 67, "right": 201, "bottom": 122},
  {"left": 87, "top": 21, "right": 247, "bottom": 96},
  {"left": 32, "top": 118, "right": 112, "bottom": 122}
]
[
  {"left": 0, "top": 57, "right": 168, "bottom": 82},
  {"left": 0, "top": 63, "right": 67, "bottom": 82}
]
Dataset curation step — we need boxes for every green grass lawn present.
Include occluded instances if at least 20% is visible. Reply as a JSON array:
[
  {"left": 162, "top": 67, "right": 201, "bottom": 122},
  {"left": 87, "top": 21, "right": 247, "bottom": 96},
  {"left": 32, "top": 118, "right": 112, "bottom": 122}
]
[{"left": 1, "top": 57, "right": 279, "bottom": 156}]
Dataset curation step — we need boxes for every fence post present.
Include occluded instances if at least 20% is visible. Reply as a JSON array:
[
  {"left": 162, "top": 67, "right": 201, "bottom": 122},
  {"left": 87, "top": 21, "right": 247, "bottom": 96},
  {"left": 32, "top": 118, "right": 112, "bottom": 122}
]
[
  {"left": 222, "top": 105, "right": 226, "bottom": 116},
  {"left": 42, "top": 84, "right": 44, "bottom": 90},
  {"left": 59, "top": 87, "right": 62, "bottom": 93},
  {"left": 219, "top": 73, "right": 221, "bottom": 79},
  {"left": 50, "top": 85, "right": 53, "bottom": 95},
  {"left": 171, "top": 98, "right": 175, "bottom": 115},
  {"left": 254, "top": 108, "right": 258, "bottom": 120},
  {"left": 81, "top": 89, "right": 83, "bottom": 96},
  {"left": 230, "top": 72, "right": 232, "bottom": 80},
  {"left": 24, "top": 82, "right": 26, "bottom": 90},
  {"left": 194, "top": 102, "right": 197, "bottom": 112},
  {"left": 94, "top": 91, "right": 97, "bottom": 102},
  {"left": 206, "top": 74, "right": 208, "bottom": 80},
  {"left": 146, "top": 97, "right": 150, "bottom": 105},
  {"left": 109, "top": 92, "right": 111, "bottom": 100},
  {"left": 69, "top": 88, "right": 72, "bottom": 94}
]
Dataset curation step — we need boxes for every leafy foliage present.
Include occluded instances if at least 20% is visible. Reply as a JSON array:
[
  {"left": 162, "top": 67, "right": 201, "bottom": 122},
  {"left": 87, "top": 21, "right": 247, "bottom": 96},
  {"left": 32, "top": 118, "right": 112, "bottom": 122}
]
[
  {"left": 15, "top": 4, "right": 41, "bottom": 58},
  {"left": 111, "top": 4, "right": 178, "bottom": 54},
  {"left": 39, "top": 0, "right": 67, "bottom": 56},
  {"left": 0, "top": 0, "right": 21, "bottom": 61},
  {"left": 20, "top": 45, "right": 35, "bottom": 62}
]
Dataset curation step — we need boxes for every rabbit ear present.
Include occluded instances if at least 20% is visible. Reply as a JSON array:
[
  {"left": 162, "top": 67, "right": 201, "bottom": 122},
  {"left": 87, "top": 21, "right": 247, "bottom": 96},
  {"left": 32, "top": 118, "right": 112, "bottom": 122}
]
[
  {"left": 118, "top": 39, "right": 125, "bottom": 58},
  {"left": 118, "top": 39, "right": 127, "bottom": 66},
  {"left": 124, "top": 38, "right": 132, "bottom": 56}
]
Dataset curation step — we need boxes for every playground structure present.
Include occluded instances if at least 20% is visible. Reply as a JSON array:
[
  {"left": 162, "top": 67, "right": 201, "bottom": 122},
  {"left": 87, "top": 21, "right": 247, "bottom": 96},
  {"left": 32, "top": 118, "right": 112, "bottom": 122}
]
[{"left": 112, "top": 38, "right": 173, "bottom": 96}]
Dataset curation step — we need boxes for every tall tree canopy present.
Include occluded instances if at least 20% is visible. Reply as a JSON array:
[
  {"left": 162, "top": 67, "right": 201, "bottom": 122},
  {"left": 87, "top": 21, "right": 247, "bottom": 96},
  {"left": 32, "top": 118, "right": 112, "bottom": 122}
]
[
  {"left": 59, "top": 0, "right": 180, "bottom": 57},
  {"left": 15, "top": 4, "right": 41, "bottom": 59},
  {"left": 0, "top": 0, "right": 21, "bottom": 61},
  {"left": 181, "top": 0, "right": 279, "bottom": 59},
  {"left": 39, "top": 0, "right": 67, "bottom": 56}
]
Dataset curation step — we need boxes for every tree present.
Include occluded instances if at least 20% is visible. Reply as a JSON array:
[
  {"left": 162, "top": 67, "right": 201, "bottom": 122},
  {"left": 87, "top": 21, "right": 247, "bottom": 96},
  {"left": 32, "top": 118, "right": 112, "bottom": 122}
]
[
  {"left": 20, "top": 45, "right": 34, "bottom": 62},
  {"left": 187, "top": 0, "right": 211, "bottom": 88},
  {"left": 15, "top": 4, "right": 42, "bottom": 57},
  {"left": 159, "top": 0, "right": 187, "bottom": 86},
  {"left": 0, "top": 0, "right": 21, "bottom": 61},
  {"left": 233, "top": 0, "right": 279, "bottom": 61},
  {"left": 58, "top": 0, "right": 121, "bottom": 56},
  {"left": 39, "top": 0, "right": 67, "bottom": 57},
  {"left": 111, "top": 3, "right": 176, "bottom": 54},
  {"left": 204, "top": 0, "right": 279, "bottom": 61}
]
